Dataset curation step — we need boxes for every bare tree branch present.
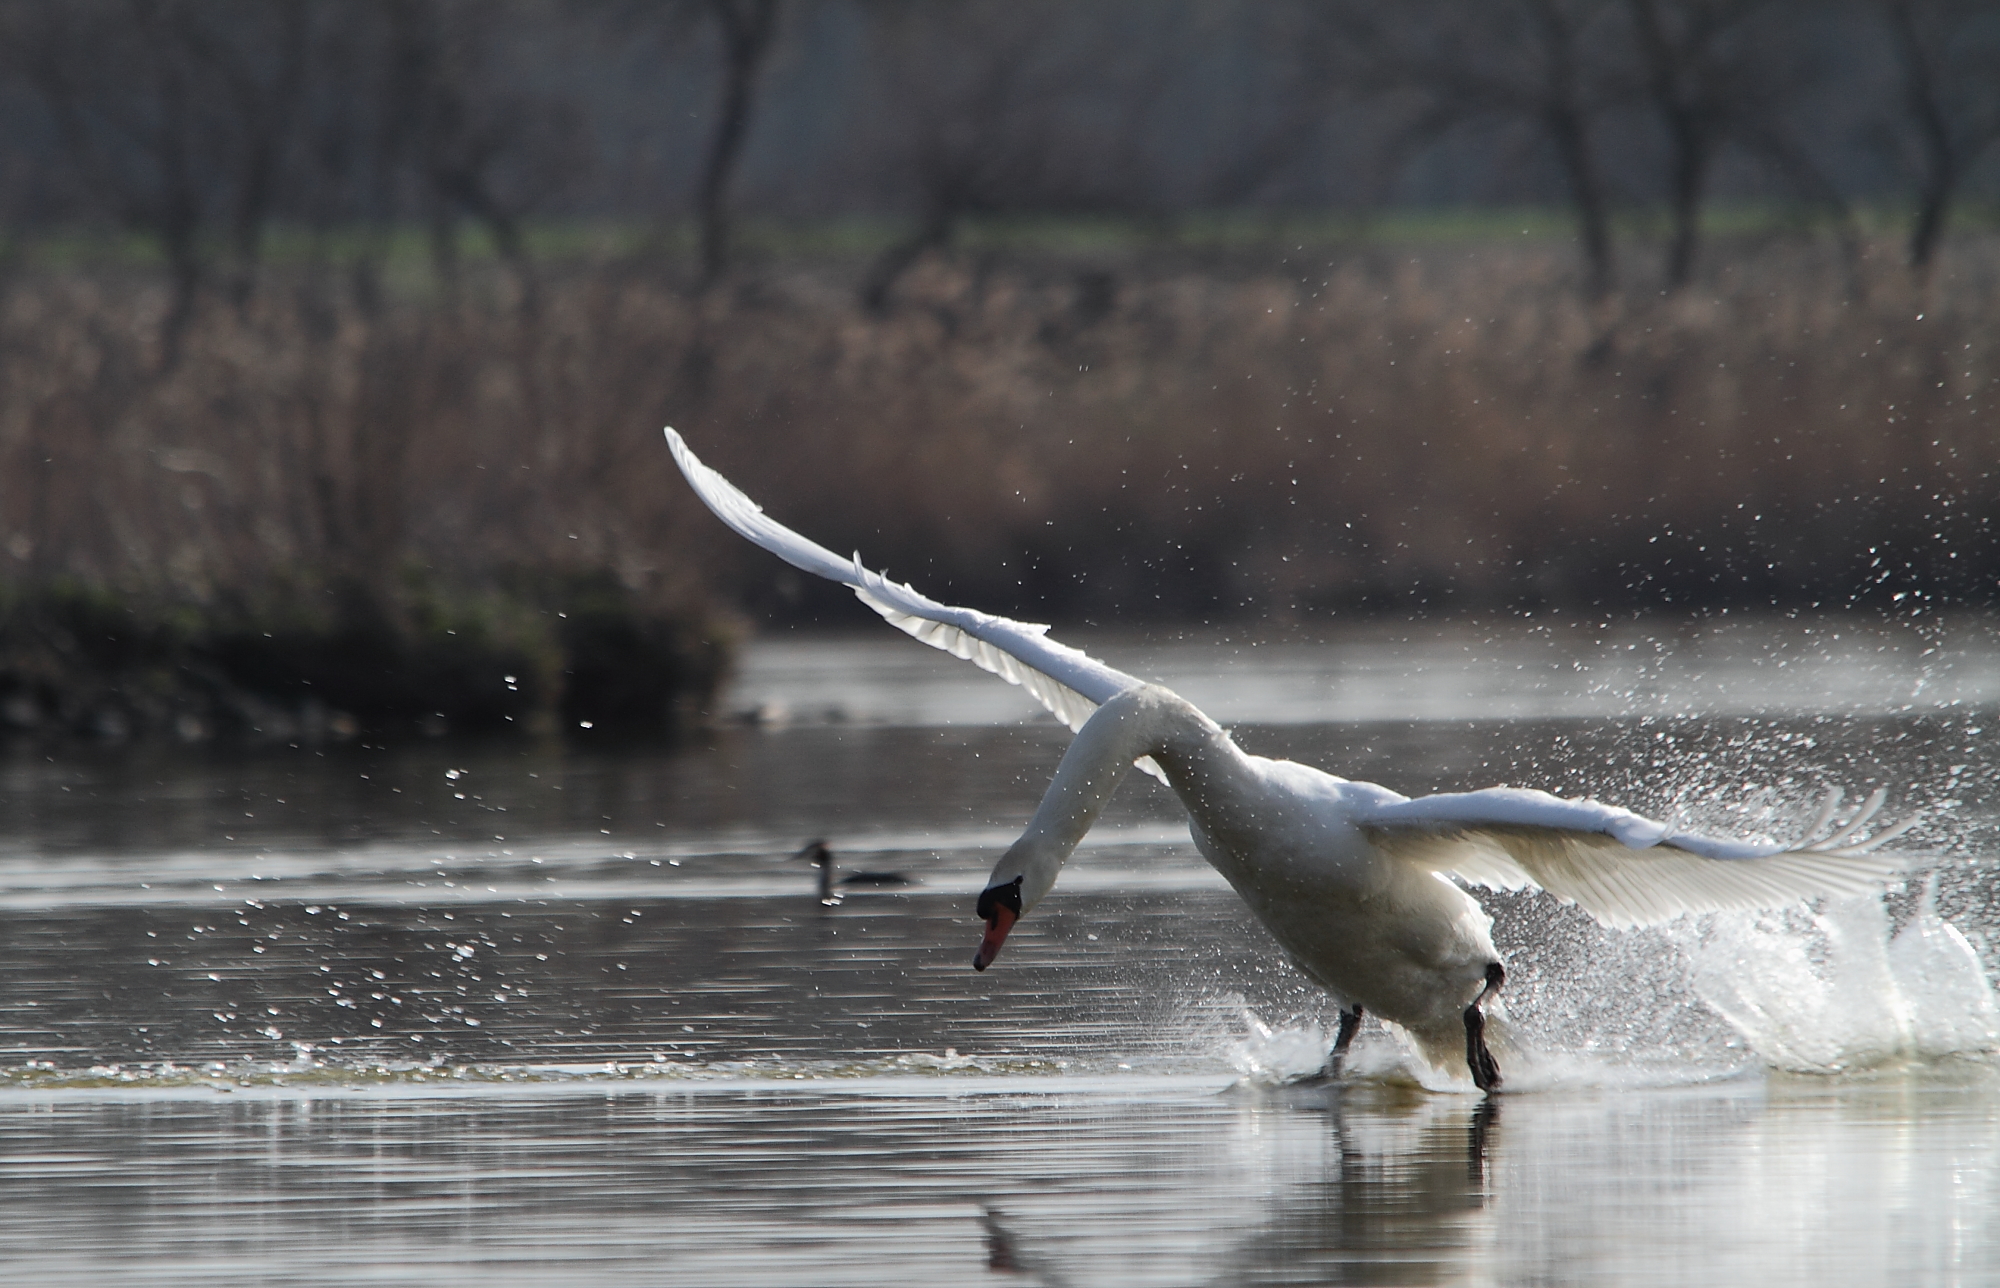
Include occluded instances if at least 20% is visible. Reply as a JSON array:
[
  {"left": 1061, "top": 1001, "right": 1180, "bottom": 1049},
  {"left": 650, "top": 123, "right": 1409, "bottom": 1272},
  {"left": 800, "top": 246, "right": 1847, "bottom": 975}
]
[
  {"left": 1879, "top": 0, "right": 2000, "bottom": 275},
  {"left": 856, "top": 0, "right": 1177, "bottom": 313},
  {"left": 697, "top": 0, "right": 782, "bottom": 287},
  {"left": 1625, "top": 0, "right": 1813, "bottom": 290},
  {"left": 1327, "top": 0, "right": 1631, "bottom": 298}
]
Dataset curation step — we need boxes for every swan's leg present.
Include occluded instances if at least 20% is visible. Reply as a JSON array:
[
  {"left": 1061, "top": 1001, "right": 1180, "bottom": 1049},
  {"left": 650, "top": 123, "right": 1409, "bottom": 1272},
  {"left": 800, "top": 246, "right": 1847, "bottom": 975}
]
[
  {"left": 1463, "top": 962, "right": 1505, "bottom": 1093},
  {"left": 1292, "top": 1006, "right": 1364, "bottom": 1085},
  {"left": 1320, "top": 1006, "right": 1363, "bottom": 1079},
  {"left": 1304, "top": 1000, "right": 1368, "bottom": 1080}
]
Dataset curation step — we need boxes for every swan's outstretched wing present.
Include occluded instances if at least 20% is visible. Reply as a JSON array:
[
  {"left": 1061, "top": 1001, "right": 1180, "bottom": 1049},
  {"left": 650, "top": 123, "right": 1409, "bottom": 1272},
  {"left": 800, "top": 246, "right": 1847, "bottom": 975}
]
[
  {"left": 1359, "top": 786, "right": 1917, "bottom": 929},
  {"left": 667, "top": 428, "right": 1142, "bottom": 734}
]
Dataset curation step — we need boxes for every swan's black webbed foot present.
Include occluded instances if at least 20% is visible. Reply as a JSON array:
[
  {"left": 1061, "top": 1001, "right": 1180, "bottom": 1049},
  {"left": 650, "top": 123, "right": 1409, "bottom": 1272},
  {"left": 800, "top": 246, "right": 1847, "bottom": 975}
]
[{"left": 1463, "top": 962, "right": 1505, "bottom": 1093}]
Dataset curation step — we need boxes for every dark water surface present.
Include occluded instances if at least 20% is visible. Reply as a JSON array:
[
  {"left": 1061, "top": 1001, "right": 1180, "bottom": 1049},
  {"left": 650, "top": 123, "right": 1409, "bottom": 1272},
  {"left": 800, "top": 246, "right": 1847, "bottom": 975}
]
[{"left": 3, "top": 623, "right": 1998, "bottom": 1284}]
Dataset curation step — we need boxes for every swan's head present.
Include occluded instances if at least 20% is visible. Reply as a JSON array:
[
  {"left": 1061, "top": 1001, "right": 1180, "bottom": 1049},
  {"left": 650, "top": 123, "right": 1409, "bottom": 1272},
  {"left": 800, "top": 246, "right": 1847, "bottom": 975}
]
[
  {"left": 972, "top": 837, "right": 1066, "bottom": 970},
  {"left": 971, "top": 876, "right": 1024, "bottom": 971}
]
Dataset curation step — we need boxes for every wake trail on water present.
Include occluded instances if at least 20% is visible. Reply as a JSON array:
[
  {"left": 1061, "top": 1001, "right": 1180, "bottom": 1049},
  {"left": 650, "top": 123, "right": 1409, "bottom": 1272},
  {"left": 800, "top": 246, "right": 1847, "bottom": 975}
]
[{"left": 0, "top": 1049, "right": 1236, "bottom": 1099}]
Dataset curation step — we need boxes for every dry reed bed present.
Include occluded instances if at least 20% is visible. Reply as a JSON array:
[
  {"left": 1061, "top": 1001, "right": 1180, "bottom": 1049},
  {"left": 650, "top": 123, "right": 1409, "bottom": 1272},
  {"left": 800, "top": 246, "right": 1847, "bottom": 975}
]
[{"left": 0, "top": 238, "right": 1993, "bottom": 637}]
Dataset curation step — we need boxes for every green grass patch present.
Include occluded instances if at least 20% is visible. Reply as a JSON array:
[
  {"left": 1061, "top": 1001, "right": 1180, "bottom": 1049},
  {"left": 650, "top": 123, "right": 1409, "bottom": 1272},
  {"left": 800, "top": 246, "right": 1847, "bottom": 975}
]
[{"left": 13, "top": 200, "right": 1974, "bottom": 279}]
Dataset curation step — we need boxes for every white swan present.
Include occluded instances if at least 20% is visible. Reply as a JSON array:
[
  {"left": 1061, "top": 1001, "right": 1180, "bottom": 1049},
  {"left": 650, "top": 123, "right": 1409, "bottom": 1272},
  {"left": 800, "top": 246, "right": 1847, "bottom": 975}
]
[{"left": 666, "top": 429, "right": 1918, "bottom": 1090}]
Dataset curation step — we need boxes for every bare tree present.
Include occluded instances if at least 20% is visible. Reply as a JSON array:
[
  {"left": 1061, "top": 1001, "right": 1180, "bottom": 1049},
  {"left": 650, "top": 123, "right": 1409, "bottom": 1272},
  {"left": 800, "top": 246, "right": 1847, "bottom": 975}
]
[
  {"left": 856, "top": 0, "right": 1167, "bottom": 313},
  {"left": 1524, "top": 0, "right": 1626, "bottom": 297},
  {"left": 696, "top": 0, "right": 782, "bottom": 287},
  {"left": 280, "top": 3, "right": 413, "bottom": 312},
  {"left": 2, "top": 0, "right": 316, "bottom": 361},
  {"left": 1329, "top": 0, "right": 1631, "bottom": 298},
  {"left": 1625, "top": 0, "right": 1810, "bottom": 289},
  {"left": 175, "top": 1, "right": 313, "bottom": 311},
  {"left": 1878, "top": 0, "right": 2000, "bottom": 274},
  {"left": 424, "top": 5, "right": 587, "bottom": 304}
]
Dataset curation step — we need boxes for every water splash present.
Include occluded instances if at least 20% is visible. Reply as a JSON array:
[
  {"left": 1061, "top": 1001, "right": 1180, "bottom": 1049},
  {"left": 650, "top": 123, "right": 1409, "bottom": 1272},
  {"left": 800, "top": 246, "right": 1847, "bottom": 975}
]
[
  {"left": 1686, "top": 883, "right": 1999, "bottom": 1074},
  {"left": 1221, "top": 1008, "right": 1329, "bottom": 1085},
  {"left": 1216, "top": 1005, "right": 1482, "bottom": 1092},
  {"left": 1208, "top": 876, "right": 1999, "bottom": 1093}
]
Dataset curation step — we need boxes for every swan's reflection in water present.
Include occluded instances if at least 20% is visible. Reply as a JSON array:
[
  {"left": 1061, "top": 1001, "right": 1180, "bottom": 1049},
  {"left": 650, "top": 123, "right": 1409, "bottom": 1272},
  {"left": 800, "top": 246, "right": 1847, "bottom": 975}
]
[
  {"left": 962, "top": 1087, "right": 1505, "bottom": 1287},
  {"left": 1194, "top": 1091, "right": 1500, "bottom": 1288},
  {"left": 4, "top": 1067, "right": 1998, "bottom": 1284},
  {"left": 965, "top": 1075, "right": 2000, "bottom": 1286}
]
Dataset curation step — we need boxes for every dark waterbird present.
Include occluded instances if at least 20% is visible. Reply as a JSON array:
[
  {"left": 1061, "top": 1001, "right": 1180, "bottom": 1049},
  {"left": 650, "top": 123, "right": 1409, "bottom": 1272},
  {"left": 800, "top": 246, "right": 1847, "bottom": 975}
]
[{"left": 796, "top": 839, "right": 915, "bottom": 905}]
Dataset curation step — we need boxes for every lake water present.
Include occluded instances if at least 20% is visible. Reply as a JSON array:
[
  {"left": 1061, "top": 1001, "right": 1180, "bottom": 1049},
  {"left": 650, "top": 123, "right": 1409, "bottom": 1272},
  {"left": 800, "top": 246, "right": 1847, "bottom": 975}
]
[{"left": 3, "top": 615, "right": 1998, "bottom": 1285}]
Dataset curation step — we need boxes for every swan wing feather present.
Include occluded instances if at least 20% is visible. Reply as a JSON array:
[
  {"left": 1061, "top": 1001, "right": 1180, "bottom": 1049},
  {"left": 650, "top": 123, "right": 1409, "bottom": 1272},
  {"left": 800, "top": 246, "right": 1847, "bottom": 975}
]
[
  {"left": 1359, "top": 786, "right": 1911, "bottom": 929},
  {"left": 666, "top": 429, "right": 1144, "bottom": 741}
]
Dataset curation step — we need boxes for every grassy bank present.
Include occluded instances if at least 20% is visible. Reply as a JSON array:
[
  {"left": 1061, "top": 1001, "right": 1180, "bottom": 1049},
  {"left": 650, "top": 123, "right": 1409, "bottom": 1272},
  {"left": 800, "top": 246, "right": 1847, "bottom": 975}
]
[
  {"left": 0, "top": 227, "right": 1992, "bottom": 743},
  {"left": 15, "top": 203, "right": 1999, "bottom": 274},
  {"left": 0, "top": 575, "right": 733, "bottom": 744}
]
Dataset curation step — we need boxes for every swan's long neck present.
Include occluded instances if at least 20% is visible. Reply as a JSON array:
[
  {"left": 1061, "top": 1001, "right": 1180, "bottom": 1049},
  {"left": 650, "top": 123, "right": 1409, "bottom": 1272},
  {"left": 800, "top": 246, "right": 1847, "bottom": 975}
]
[{"left": 983, "top": 684, "right": 1244, "bottom": 911}]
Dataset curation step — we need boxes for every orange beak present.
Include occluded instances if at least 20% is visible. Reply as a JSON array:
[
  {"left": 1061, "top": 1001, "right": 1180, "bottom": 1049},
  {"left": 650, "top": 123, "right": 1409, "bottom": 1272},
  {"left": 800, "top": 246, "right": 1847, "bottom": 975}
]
[{"left": 972, "top": 904, "right": 1017, "bottom": 971}]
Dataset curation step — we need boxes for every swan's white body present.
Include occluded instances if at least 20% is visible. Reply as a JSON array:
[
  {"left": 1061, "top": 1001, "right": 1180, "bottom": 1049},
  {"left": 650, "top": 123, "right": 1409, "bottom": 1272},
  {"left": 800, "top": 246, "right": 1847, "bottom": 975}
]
[
  {"left": 667, "top": 429, "right": 1917, "bottom": 1083},
  {"left": 1011, "top": 682, "right": 1506, "bottom": 1062}
]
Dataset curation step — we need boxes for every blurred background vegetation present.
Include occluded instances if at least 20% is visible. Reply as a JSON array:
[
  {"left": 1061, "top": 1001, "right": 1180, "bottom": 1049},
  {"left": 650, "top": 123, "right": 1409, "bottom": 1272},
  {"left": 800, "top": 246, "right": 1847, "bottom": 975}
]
[{"left": 0, "top": 0, "right": 1993, "bottom": 741}]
